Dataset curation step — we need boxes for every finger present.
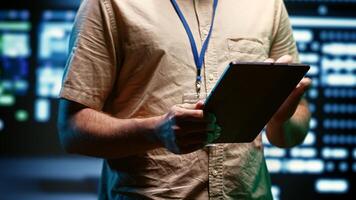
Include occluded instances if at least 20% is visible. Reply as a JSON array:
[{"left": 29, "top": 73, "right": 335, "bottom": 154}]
[
  {"left": 280, "top": 79, "right": 311, "bottom": 114},
  {"left": 286, "top": 87, "right": 305, "bottom": 105},
  {"left": 264, "top": 58, "right": 275, "bottom": 63},
  {"left": 276, "top": 55, "right": 293, "bottom": 64},
  {"left": 290, "top": 78, "right": 312, "bottom": 101},
  {"left": 172, "top": 109, "right": 218, "bottom": 125},
  {"left": 195, "top": 100, "right": 205, "bottom": 109},
  {"left": 271, "top": 78, "right": 311, "bottom": 122},
  {"left": 178, "top": 103, "right": 197, "bottom": 110},
  {"left": 296, "top": 77, "right": 312, "bottom": 92},
  {"left": 172, "top": 106, "right": 204, "bottom": 119},
  {"left": 179, "top": 100, "right": 205, "bottom": 110}
]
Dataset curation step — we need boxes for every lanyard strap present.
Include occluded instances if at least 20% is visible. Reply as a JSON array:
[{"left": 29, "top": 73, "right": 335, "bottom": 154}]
[{"left": 170, "top": 0, "right": 219, "bottom": 95}]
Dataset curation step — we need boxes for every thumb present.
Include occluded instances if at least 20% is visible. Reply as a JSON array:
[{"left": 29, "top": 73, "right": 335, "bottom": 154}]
[
  {"left": 264, "top": 58, "right": 275, "bottom": 63},
  {"left": 276, "top": 55, "right": 293, "bottom": 64}
]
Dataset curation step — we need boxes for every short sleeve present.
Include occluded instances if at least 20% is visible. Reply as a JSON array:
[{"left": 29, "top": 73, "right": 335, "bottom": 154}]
[
  {"left": 60, "top": 0, "right": 119, "bottom": 110},
  {"left": 269, "top": 0, "right": 299, "bottom": 63}
]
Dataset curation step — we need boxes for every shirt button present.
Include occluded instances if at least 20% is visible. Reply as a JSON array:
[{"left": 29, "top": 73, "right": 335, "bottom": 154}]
[
  {"left": 209, "top": 74, "right": 214, "bottom": 81},
  {"left": 212, "top": 169, "right": 218, "bottom": 176}
]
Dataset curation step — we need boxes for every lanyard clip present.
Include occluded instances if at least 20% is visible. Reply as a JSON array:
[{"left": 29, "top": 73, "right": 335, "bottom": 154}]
[{"left": 196, "top": 76, "right": 202, "bottom": 97}]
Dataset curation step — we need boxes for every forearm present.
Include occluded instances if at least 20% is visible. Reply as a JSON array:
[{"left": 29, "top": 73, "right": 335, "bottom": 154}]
[
  {"left": 266, "top": 98, "right": 311, "bottom": 148},
  {"left": 58, "top": 106, "right": 163, "bottom": 158}
]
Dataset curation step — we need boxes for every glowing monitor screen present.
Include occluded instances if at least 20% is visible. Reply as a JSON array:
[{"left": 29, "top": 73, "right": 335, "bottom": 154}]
[
  {"left": 36, "top": 10, "right": 75, "bottom": 122},
  {"left": 264, "top": 2, "right": 356, "bottom": 199},
  {"left": 0, "top": 10, "right": 30, "bottom": 129}
]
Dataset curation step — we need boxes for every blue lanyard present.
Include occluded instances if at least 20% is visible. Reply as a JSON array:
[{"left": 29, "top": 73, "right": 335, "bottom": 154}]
[{"left": 170, "top": 0, "right": 219, "bottom": 95}]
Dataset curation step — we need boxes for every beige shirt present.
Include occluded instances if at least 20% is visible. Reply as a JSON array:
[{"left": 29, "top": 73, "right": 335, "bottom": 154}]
[{"left": 60, "top": 0, "right": 299, "bottom": 199}]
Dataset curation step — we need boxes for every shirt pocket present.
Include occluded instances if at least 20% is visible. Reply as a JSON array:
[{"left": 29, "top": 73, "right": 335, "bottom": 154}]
[{"left": 227, "top": 38, "right": 269, "bottom": 62}]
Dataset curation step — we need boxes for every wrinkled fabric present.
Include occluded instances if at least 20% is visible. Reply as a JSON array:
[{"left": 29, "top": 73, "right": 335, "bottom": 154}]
[{"left": 60, "top": 0, "right": 299, "bottom": 199}]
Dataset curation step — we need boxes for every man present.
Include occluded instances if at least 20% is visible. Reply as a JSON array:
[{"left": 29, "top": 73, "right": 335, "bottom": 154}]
[{"left": 58, "top": 0, "right": 311, "bottom": 199}]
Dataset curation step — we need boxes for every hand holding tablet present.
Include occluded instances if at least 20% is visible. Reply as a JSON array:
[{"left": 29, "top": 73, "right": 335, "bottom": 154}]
[{"left": 204, "top": 62, "right": 310, "bottom": 143}]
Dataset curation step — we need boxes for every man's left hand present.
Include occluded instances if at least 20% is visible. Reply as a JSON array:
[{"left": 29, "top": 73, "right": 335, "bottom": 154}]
[{"left": 266, "top": 55, "right": 312, "bottom": 124}]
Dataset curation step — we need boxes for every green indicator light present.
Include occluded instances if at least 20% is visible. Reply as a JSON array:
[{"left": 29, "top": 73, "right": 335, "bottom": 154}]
[
  {"left": 15, "top": 110, "right": 29, "bottom": 122},
  {"left": 0, "top": 95, "right": 15, "bottom": 106},
  {"left": 15, "top": 80, "right": 28, "bottom": 91},
  {"left": 0, "top": 22, "right": 31, "bottom": 31}
]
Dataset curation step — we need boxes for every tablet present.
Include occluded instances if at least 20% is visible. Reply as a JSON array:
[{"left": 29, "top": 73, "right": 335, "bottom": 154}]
[{"left": 204, "top": 62, "right": 310, "bottom": 143}]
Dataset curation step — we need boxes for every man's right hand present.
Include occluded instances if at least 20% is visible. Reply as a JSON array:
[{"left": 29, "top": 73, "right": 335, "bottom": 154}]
[{"left": 155, "top": 101, "right": 218, "bottom": 154}]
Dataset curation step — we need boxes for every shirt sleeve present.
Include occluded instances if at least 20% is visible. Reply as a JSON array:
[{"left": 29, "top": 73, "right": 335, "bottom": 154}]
[
  {"left": 59, "top": 0, "right": 119, "bottom": 110},
  {"left": 269, "top": 0, "right": 299, "bottom": 63}
]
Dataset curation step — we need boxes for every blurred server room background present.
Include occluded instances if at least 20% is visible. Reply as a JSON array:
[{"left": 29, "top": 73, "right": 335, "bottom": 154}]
[{"left": 0, "top": 0, "right": 355, "bottom": 199}]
